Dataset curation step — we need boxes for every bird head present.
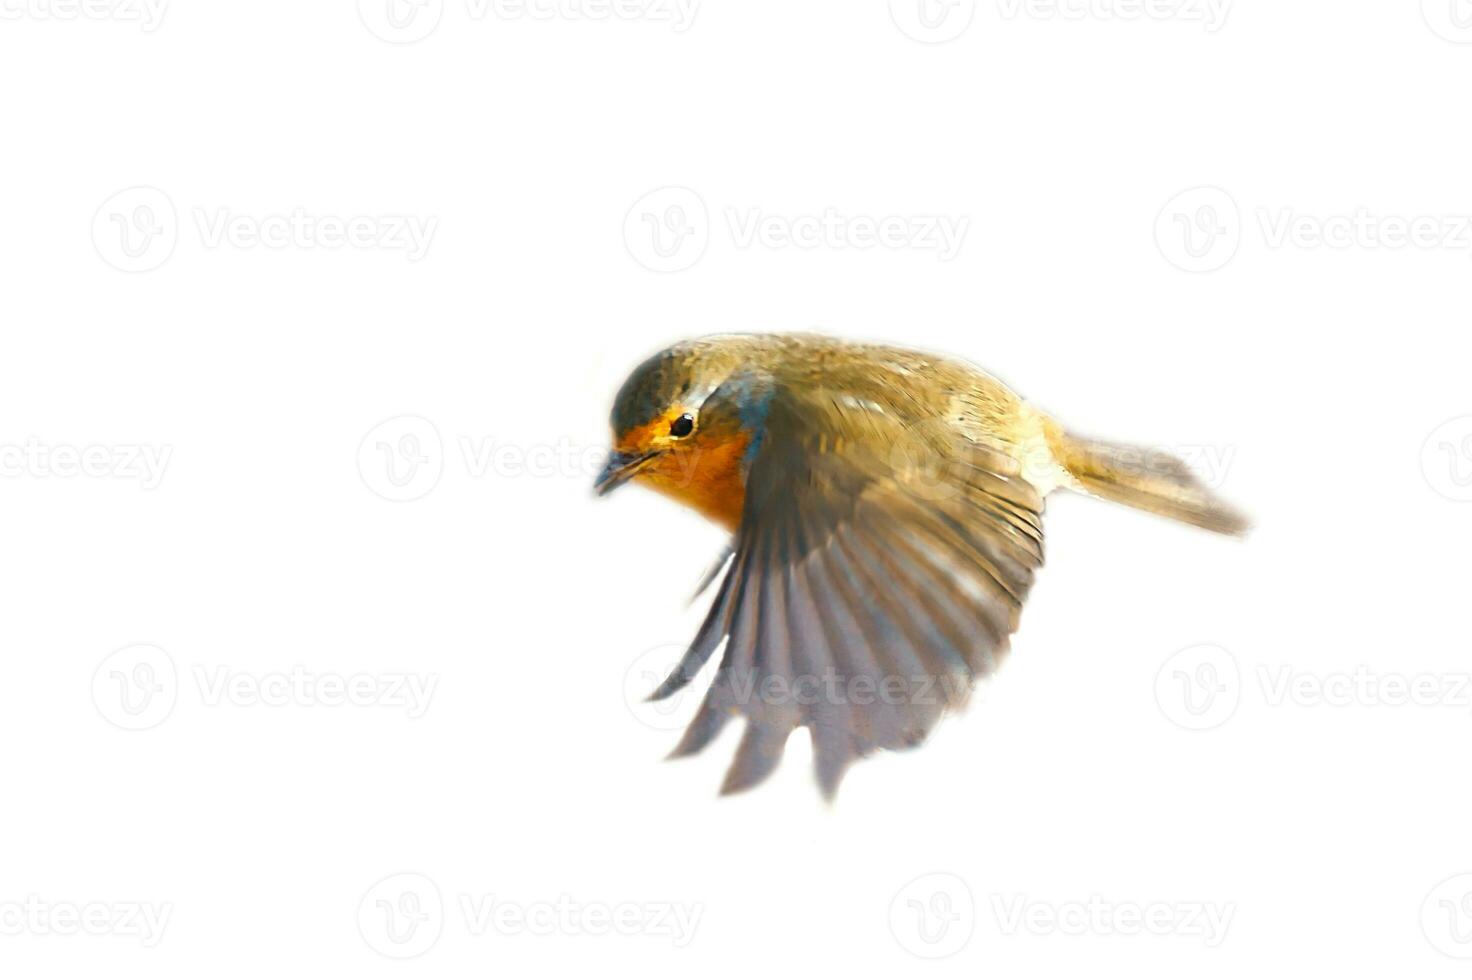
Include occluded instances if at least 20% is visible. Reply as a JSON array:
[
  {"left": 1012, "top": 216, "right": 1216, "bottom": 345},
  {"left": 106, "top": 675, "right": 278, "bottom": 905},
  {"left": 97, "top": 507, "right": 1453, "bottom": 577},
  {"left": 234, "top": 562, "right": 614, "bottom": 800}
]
[{"left": 595, "top": 338, "right": 771, "bottom": 528}]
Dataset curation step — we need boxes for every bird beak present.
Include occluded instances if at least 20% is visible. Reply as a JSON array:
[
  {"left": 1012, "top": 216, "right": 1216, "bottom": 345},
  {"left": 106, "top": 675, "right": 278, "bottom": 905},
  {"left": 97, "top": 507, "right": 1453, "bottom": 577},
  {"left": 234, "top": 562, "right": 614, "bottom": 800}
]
[{"left": 595, "top": 449, "right": 658, "bottom": 497}]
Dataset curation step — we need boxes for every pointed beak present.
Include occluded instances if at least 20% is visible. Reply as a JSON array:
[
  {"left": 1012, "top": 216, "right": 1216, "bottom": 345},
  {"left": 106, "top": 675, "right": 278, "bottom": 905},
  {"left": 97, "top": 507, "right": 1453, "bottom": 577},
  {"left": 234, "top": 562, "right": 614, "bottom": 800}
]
[{"left": 594, "top": 449, "right": 658, "bottom": 497}]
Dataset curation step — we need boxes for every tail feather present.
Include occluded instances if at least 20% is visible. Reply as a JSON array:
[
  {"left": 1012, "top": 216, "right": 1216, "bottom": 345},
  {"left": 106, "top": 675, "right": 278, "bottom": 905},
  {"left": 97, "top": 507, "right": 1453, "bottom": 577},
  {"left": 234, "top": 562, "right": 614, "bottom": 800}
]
[{"left": 1046, "top": 425, "right": 1249, "bottom": 536}]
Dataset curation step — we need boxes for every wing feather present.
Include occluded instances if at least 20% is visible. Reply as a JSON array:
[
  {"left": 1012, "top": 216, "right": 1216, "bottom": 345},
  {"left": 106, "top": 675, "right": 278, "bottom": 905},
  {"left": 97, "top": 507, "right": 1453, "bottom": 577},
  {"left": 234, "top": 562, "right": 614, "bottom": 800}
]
[{"left": 661, "top": 381, "right": 1046, "bottom": 796}]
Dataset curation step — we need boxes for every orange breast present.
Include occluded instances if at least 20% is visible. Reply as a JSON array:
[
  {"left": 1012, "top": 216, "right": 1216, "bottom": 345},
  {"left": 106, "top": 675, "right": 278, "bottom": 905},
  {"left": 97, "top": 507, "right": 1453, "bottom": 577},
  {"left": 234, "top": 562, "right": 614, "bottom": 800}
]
[{"left": 641, "top": 432, "right": 750, "bottom": 531}]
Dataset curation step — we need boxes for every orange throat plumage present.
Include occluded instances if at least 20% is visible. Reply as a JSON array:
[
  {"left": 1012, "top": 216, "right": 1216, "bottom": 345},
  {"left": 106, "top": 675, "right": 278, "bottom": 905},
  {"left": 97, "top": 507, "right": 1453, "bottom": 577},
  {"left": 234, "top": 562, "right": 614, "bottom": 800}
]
[{"left": 635, "top": 432, "right": 751, "bottom": 531}]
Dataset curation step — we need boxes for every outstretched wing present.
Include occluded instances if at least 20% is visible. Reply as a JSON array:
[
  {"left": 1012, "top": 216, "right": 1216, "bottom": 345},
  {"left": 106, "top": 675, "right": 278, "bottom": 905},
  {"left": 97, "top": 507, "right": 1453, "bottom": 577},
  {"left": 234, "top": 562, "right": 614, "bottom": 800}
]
[{"left": 648, "top": 381, "right": 1045, "bottom": 798}]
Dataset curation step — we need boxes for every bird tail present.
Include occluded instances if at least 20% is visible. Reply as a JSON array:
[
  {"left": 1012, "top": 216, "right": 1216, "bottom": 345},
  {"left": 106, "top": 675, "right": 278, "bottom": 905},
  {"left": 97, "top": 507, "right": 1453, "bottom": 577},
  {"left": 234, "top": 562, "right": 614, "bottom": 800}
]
[{"left": 1045, "top": 423, "right": 1249, "bottom": 536}]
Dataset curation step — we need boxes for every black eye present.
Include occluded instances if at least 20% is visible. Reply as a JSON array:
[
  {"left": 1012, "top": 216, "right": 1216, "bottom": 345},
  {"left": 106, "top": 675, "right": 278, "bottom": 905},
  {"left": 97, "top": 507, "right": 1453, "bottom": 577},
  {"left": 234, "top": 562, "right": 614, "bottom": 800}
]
[{"left": 669, "top": 413, "right": 695, "bottom": 438}]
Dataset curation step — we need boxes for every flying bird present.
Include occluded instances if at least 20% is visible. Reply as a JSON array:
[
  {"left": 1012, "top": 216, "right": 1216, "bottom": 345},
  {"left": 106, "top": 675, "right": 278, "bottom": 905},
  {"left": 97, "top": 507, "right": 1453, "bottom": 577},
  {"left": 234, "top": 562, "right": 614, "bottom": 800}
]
[{"left": 596, "top": 333, "right": 1246, "bottom": 798}]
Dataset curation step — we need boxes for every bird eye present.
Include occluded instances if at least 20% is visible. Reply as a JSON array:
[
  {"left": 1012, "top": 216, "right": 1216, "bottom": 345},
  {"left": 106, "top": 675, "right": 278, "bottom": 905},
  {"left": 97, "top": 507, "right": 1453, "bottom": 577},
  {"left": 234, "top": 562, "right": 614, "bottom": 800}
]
[{"left": 669, "top": 413, "right": 695, "bottom": 438}]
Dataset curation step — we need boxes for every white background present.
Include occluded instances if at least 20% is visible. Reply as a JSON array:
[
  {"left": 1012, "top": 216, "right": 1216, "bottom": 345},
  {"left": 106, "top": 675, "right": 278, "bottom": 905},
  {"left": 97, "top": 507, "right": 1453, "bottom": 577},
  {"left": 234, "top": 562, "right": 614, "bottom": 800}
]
[{"left": 2, "top": 0, "right": 1470, "bottom": 976}]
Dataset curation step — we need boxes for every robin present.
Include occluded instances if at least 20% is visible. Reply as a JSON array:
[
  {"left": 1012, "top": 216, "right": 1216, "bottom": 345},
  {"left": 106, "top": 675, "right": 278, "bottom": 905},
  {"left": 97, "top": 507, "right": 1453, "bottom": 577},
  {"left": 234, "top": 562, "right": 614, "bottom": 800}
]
[{"left": 596, "top": 333, "right": 1246, "bottom": 798}]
